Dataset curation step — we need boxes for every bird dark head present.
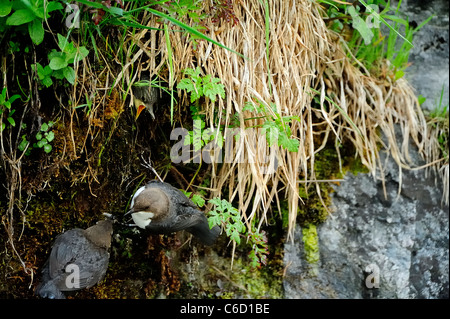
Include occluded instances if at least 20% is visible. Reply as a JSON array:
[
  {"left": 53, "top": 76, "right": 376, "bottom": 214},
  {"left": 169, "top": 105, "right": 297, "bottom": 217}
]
[
  {"left": 132, "top": 77, "right": 157, "bottom": 120},
  {"left": 128, "top": 186, "right": 170, "bottom": 228},
  {"left": 83, "top": 219, "right": 113, "bottom": 249}
]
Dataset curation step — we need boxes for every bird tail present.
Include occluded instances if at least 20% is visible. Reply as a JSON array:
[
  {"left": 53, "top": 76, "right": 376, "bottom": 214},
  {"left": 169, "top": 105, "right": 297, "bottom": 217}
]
[
  {"left": 35, "top": 280, "right": 66, "bottom": 299},
  {"left": 186, "top": 216, "right": 221, "bottom": 246}
]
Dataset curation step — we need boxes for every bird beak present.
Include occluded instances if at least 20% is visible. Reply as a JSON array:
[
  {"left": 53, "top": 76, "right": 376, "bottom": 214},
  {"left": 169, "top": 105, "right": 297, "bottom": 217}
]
[{"left": 135, "top": 104, "right": 146, "bottom": 120}]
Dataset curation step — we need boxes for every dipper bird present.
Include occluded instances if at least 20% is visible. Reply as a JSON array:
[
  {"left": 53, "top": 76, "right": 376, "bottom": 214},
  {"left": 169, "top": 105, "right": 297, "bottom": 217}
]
[
  {"left": 132, "top": 76, "right": 160, "bottom": 120},
  {"left": 127, "top": 180, "right": 221, "bottom": 246},
  {"left": 35, "top": 219, "right": 113, "bottom": 299}
]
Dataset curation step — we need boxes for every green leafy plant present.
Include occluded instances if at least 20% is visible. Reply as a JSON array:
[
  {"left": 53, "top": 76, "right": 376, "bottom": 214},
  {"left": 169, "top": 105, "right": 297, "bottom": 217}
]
[
  {"left": 181, "top": 177, "right": 210, "bottom": 210},
  {"left": 34, "top": 62, "right": 53, "bottom": 87},
  {"left": 183, "top": 117, "right": 225, "bottom": 152},
  {"left": 181, "top": 189, "right": 206, "bottom": 208},
  {"left": 185, "top": 107, "right": 205, "bottom": 152},
  {"left": 208, "top": 197, "right": 269, "bottom": 268},
  {"left": 247, "top": 226, "right": 269, "bottom": 269},
  {"left": 48, "top": 33, "right": 89, "bottom": 84},
  {"left": 17, "top": 133, "right": 30, "bottom": 155},
  {"left": 323, "top": 0, "right": 432, "bottom": 79},
  {"left": 177, "top": 68, "right": 226, "bottom": 151},
  {"left": 0, "top": 87, "right": 21, "bottom": 132},
  {"left": 33, "top": 33, "right": 89, "bottom": 86},
  {"left": 34, "top": 121, "right": 54, "bottom": 153},
  {"left": 244, "top": 100, "right": 300, "bottom": 152},
  {"left": 3, "top": 0, "right": 63, "bottom": 45},
  {"left": 177, "top": 67, "right": 225, "bottom": 103},
  {"left": 161, "top": 0, "right": 207, "bottom": 27},
  {"left": 18, "top": 121, "right": 55, "bottom": 154},
  {"left": 417, "top": 94, "right": 427, "bottom": 106},
  {"left": 7, "top": 40, "right": 22, "bottom": 54},
  {"left": 346, "top": 4, "right": 379, "bottom": 45},
  {"left": 208, "top": 197, "right": 245, "bottom": 244}
]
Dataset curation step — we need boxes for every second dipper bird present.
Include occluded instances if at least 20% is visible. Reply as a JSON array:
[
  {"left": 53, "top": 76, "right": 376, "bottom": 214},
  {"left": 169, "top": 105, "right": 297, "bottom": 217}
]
[
  {"left": 132, "top": 76, "right": 160, "bottom": 120},
  {"left": 35, "top": 219, "right": 113, "bottom": 299},
  {"left": 127, "top": 180, "right": 221, "bottom": 246}
]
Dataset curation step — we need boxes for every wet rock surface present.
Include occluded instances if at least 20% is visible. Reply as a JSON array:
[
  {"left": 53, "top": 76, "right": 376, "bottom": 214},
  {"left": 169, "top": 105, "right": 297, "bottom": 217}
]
[
  {"left": 403, "top": 0, "right": 449, "bottom": 111},
  {"left": 283, "top": 142, "right": 449, "bottom": 299},
  {"left": 283, "top": 0, "right": 449, "bottom": 299}
]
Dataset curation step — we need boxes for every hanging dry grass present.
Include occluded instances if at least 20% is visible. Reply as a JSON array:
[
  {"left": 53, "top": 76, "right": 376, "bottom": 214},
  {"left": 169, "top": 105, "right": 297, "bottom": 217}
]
[
  {"left": 423, "top": 114, "right": 449, "bottom": 206},
  {"left": 104, "top": 0, "right": 447, "bottom": 241},
  {"left": 52, "top": 0, "right": 445, "bottom": 245},
  {"left": 1, "top": 1, "right": 447, "bottom": 290}
]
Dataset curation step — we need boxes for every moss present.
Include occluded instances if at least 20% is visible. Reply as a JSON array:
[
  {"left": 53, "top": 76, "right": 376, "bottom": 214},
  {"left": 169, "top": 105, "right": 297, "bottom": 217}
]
[
  {"left": 297, "top": 187, "right": 330, "bottom": 226},
  {"left": 302, "top": 224, "right": 320, "bottom": 265},
  {"left": 233, "top": 258, "right": 283, "bottom": 298},
  {"left": 314, "top": 147, "right": 344, "bottom": 180},
  {"left": 345, "top": 153, "right": 371, "bottom": 176},
  {"left": 193, "top": 252, "right": 283, "bottom": 299},
  {"left": 295, "top": 140, "right": 371, "bottom": 228},
  {"left": 161, "top": 218, "right": 286, "bottom": 299}
]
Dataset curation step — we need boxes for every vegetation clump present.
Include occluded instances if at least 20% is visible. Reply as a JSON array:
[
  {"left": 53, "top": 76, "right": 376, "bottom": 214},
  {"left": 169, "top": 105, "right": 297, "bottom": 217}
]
[{"left": 0, "top": 0, "right": 446, "bottom": 298}]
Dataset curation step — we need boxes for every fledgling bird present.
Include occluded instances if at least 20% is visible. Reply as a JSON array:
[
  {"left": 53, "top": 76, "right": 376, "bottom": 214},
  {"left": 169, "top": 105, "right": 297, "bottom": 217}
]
[
  {"left": 127, "top": 180, "right": 221, "bottom": 246},
  {"left": 132, "top": 76, "right": 160, "bottom": 120},
  {"left": 35, "top": 219, "right": 113, "bottom": 299}
]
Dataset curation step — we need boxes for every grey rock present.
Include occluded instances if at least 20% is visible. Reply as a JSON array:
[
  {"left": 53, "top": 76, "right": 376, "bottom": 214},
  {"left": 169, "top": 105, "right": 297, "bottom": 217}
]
[
  {"left": 283, "top": 0, "right": 449, "bottom": 299},
  {"left": 402, "top": 0, "right": 449, "bottom": 111},
  {"left": 283, "top": 139, "right": 448, "bottom": 298}
]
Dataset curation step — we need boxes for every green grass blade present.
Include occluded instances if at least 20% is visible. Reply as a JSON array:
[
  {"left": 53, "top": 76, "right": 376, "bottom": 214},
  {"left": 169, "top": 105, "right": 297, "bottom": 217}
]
[
  {"left": 414, "top": 14, "right": 434, "bottom": 33},
  {"left": 382, "top": 14, "right": 409, "bottom": 27},
  {"left": 75, "top": 0, "right": 162, "bottom": 30},
  {"left": 260, "top": 0, "right": 272, "bottom": 96},
  {"left": 147, "top": 7, "right": 246, "bottom": 60},
  {"left": 164, "top": 23, "right": 174, "bottom": 125},
  {"left": 359, "top": 0, "right": 413, "bottom": 47}
]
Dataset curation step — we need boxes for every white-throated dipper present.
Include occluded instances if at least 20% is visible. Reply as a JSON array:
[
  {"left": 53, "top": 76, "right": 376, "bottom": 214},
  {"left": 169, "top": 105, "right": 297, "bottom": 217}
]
[
  {"left": 35, "top": 219, "right": 113, "bottom": 299},
  {"left": 127, "top": 180, "right": 220, "bottom": 245}
]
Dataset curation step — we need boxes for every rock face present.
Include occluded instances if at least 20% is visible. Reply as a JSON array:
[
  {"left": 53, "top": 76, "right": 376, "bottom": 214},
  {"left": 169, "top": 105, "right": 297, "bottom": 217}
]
[
  {"left": 283, "top": 0, "right": 449, "bottom": 299},
  {"left": 283, "top": 143, "right": 449, "bottom": 299},
  {"left": 403, "top": 0, "right": 449, "bottom": 111}
]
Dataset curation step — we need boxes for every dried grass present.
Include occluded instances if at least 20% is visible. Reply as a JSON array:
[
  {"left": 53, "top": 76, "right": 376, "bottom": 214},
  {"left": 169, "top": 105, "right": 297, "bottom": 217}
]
[
  {"left": 107, "top": 0, "right": 446, "bottom": 241},
  {"left": 70, "top": 0, "right": 446, "bottom": 240},
  {"left": 2, "top": 1, "right": 447, "bottom": 285},
  {"left": 423, "top": 114, "right": 449, "bottom": 206}
]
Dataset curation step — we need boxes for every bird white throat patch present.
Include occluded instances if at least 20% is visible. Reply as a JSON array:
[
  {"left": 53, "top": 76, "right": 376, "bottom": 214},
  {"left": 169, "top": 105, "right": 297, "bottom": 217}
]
[{"left": 131, "top": 212, "right": 154, "bottom": 229}]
